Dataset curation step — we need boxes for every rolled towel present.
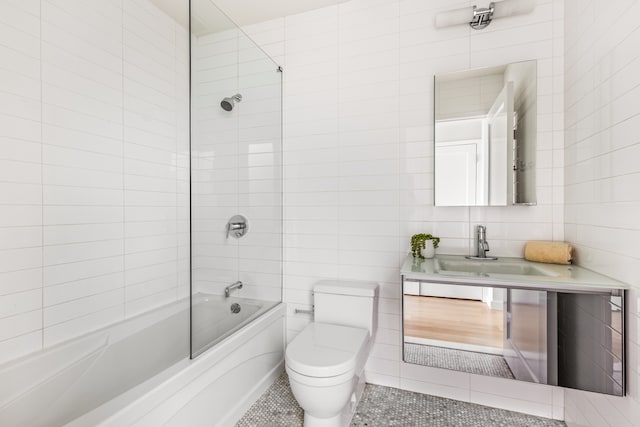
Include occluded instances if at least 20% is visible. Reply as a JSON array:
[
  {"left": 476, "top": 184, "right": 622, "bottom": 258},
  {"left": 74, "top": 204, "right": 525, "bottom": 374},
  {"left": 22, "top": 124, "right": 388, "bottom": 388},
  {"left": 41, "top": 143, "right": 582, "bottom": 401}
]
[{"left": 524, "top": 241, "right": 573, "bottom": 265}]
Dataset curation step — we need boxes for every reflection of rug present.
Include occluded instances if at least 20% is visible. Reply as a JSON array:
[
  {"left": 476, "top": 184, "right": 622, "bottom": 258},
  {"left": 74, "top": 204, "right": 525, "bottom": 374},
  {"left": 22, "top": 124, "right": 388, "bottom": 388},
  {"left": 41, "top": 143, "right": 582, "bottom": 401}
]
[{"left": 404, "top": 343, "right": 515, "bottom": 379}]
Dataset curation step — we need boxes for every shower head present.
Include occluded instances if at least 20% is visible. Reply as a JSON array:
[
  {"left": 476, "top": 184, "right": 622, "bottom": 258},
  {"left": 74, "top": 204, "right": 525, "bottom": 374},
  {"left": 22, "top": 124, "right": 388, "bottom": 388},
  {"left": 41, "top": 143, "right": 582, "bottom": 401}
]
[{"left": 221, "top": 94, "right": 242, "bottom": 111}]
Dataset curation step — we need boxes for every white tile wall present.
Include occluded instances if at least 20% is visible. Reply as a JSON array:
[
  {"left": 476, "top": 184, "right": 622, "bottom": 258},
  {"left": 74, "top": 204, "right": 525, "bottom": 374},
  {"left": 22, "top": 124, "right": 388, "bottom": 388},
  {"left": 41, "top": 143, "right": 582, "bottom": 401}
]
[
  {"left": 0, "top": 0, "right": 189, "bottom": 363},
  {"left": 191, "top": 17, "right": 282, "bottom": 303},
  {"left": 0, "top": 0, "right": 43, "bottom": 363},
  {"left": 235, "top": 0, "right": 566, "bottom": 419},
  {"left": 564, "top": 0, "right": 640, "bottom": 425},
  {"left": 122, "top": 0, "right": 190, "bottom": 319},
  {"left": 190, "top": 28, "right": 241, "bottom": 297}
]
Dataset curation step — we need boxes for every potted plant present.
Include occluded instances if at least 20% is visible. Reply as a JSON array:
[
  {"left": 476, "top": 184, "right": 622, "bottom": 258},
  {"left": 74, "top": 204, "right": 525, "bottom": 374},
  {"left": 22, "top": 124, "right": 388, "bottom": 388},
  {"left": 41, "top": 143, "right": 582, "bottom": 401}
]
[{"left": 410, "top": 233, "right": 440, "bottom": 259}]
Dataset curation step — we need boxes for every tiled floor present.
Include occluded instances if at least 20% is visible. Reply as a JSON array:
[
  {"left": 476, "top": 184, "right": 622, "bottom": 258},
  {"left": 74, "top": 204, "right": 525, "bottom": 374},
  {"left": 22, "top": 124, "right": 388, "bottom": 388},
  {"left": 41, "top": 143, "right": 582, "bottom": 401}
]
[
  {"left": 236, "top": 371, "right": 303, "bottom": 427},
  {"left": 236, "top": 372, "right": 566, "bottom": 426}
]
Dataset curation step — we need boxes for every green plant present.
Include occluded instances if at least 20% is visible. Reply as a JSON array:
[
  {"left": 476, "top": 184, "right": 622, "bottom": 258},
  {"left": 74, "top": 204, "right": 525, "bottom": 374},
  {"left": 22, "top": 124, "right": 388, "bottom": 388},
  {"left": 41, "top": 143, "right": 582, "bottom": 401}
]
[{"left": 410, "top": 233, "right": 440, "bottom": 259}]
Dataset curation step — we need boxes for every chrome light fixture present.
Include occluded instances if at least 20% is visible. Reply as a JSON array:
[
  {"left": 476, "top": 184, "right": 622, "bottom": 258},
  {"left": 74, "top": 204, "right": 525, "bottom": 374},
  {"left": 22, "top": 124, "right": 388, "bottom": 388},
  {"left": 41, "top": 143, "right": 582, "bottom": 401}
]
[
  {"left": 435, "top": 0, "right": 535, "bottom": 30},
  {"left": 470, "top": 3, "right": 495, "bottom": 30}
]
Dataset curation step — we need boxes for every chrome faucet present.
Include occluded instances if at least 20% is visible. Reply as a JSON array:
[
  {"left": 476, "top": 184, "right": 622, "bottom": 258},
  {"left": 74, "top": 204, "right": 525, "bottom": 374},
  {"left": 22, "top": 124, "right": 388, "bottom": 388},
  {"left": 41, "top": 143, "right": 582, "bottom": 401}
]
[
  {"left": 466, "top": 225, "right": 498, "bottom": 260},
  {"left": 224, "top": 281, "right": 243, "bottom": 298}
]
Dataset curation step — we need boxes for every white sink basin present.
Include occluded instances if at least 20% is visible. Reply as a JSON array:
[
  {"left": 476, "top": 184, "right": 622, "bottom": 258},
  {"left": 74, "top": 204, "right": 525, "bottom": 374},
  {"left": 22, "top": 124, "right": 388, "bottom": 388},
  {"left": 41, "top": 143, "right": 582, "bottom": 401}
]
[{"left": 435, "top": 258, "right": 555, "bottom": 277}]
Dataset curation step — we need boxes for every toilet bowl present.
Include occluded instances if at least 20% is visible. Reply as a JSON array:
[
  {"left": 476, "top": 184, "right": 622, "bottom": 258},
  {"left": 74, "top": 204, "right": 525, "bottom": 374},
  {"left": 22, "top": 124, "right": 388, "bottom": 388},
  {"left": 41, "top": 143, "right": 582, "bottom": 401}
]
[
  {"left": 286, "top": 323, "right": 368, "bottom": 426},
  {"left": 285, "top": 280, "right": 378, "bottom": 427}
]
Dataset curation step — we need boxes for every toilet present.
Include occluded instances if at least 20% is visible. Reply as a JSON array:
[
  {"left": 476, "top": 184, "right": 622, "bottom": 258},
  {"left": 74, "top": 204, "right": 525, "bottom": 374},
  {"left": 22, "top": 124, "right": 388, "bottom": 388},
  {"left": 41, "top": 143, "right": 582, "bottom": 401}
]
[{"left": 285, "top": 280, "right": 379, "bottom": 427}]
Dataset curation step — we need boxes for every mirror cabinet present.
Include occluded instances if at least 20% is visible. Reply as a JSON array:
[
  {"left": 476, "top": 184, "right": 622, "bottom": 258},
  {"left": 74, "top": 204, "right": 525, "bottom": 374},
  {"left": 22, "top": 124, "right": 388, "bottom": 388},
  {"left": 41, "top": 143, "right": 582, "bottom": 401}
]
[{"left": 434, "top": 60, "right": 537, "bottom": 206}]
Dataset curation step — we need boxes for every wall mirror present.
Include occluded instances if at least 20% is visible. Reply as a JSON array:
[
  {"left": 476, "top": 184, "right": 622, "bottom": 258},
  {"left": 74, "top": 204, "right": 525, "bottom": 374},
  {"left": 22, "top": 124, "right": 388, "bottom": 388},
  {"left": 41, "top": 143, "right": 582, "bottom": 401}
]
[
  {"left": 402, "top": 280, "right": 624, "bottom": 396},
  {"left": 434, "top": 60, "right": 537, "bottom": 206}
]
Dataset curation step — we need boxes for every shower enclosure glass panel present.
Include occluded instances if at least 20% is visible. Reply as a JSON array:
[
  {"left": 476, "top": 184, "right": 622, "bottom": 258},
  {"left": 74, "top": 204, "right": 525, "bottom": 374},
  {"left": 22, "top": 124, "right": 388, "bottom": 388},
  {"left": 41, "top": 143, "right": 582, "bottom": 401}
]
[{"left": 189, "top": 0, "right": 283, "bottom": 358}]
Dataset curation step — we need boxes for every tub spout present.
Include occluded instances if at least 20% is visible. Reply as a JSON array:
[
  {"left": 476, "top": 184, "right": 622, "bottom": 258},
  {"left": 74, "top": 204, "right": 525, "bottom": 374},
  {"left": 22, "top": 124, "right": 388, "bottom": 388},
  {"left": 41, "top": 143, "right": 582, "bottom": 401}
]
[{"left": 225, "top": 281, "right": 243, "bottom": 298}]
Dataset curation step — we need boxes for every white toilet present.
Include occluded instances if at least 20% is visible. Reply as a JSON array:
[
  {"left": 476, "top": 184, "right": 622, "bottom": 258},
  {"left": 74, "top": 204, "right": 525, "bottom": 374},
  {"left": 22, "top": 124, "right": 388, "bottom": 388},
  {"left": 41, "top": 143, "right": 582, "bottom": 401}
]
[{"left": 285, "top": 280, "right": 379, "bottom": 427}]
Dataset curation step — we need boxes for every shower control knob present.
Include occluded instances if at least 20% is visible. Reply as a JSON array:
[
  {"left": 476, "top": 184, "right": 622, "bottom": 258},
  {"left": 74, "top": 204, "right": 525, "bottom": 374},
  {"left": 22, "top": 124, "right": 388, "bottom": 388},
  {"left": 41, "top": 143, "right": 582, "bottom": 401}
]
[{"left": 226, "top": 215, "right": 249, "bottom": 239}]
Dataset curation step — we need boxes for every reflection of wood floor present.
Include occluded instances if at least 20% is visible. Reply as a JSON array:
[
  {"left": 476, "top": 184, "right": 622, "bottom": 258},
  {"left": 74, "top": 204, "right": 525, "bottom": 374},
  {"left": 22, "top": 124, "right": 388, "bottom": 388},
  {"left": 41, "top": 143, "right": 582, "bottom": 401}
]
[{"left": 404, "top": 295, "right": 503, "bottom": 348}]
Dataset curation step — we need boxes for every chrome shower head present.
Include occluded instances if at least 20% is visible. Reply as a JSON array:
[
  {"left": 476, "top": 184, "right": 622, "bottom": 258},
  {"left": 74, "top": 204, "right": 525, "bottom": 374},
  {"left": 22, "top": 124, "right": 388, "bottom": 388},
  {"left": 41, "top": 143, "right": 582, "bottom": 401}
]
[{"left": 221, "top": 94, "right": 242, "bottom": 111}]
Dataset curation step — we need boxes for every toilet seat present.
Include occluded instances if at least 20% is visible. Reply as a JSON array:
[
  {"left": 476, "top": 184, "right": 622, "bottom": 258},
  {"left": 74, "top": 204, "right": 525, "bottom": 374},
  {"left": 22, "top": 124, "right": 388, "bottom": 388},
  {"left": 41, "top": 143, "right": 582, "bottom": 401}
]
[{"left": 285, "top": 323, "right": 368, "bottom": 381}]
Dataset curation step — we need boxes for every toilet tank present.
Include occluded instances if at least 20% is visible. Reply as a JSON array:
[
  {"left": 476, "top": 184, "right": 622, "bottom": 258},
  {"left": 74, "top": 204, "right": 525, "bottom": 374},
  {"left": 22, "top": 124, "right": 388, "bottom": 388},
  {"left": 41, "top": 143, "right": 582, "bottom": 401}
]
[{"left": 313, "top": 280, "right": 379, "bottom": 336}]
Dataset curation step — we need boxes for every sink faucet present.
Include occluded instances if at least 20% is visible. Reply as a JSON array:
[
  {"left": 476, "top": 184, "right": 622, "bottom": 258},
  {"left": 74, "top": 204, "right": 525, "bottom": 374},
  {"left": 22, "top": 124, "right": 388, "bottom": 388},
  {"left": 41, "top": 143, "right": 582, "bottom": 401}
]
[
  {"left": 225, "top": 281, "right": 243, "bottom": 298},
  {"left": 467, "top": 225, "right": 498, "bottom": 260},
  {"left": 477, "top": 225, "right": 489, "bottom": 257}
]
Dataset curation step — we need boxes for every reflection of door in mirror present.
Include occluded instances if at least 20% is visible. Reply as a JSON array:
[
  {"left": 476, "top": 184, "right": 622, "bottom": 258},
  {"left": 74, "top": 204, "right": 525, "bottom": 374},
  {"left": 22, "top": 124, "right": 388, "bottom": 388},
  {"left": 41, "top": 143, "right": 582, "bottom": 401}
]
[
  {"left": 434, "top": 141, "right": 478, "bottom": 206},
  {"left": 434, "top": 80, "right": 515, "bottom": 206},
  {"left": 434, "top": 60, "right": 537, "bottom": 206},
  {"left": 435, "top": 117, "right": 488, "bottom": 206},
  {"left": 487, "top": 82, "right": 514, "bottom": 206}
]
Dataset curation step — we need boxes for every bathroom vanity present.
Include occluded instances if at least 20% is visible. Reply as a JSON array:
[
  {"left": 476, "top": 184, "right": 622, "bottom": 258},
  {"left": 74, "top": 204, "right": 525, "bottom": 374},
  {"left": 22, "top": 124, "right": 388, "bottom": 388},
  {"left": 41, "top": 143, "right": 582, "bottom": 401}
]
[{"left": 401, "top": 255, "right": 627, "bottom": 396}]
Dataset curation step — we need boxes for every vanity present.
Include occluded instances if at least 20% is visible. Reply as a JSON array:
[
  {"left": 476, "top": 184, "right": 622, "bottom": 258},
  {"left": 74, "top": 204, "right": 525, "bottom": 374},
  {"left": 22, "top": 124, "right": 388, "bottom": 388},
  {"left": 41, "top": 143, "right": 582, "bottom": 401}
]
[
  {"left": 401, "top": 254, "right": 627, "bottom": 397},
  {"left": 411, "top": 58, "right": 629, "bottom": 398}
]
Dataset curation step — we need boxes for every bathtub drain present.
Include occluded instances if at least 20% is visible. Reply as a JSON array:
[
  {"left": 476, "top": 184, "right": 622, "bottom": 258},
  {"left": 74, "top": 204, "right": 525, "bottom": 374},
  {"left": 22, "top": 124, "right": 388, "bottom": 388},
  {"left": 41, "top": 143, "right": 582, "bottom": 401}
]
[{"left": 230, "top": 303, "right": 241, "bottom": 314}]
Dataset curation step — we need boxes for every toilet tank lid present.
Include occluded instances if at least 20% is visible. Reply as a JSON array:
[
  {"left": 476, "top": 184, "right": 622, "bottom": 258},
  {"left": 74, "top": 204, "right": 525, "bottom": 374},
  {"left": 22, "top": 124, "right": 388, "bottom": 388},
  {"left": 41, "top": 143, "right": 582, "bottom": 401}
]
[{"left": 314, "top": 280, "right": 378, "bottom": 297}]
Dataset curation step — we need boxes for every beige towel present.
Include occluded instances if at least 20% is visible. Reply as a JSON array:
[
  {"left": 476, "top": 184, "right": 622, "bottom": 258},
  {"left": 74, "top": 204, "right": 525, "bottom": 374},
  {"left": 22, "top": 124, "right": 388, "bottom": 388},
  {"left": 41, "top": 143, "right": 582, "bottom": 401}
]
[{"left": 524, "top": 241, "right": 573, "bottom": 265}]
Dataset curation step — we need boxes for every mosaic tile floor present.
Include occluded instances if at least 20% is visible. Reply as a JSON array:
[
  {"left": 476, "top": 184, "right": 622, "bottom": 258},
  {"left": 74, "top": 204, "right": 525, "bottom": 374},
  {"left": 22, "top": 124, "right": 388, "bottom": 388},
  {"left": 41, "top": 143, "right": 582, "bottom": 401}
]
[
  {"left": 404, "top": 343, "right": 515, "bottom": 379},
  {"left": 236, "top": 372, "right": 566, "bottom": 427}
]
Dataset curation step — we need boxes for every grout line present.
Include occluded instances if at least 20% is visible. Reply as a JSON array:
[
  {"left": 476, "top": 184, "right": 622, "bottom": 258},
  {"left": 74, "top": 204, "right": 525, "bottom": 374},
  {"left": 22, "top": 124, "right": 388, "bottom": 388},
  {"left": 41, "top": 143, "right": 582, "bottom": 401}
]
[
  {"left": 336, "top": 4, "right": 341, "bottom": 282},
  {"left": 188, "top": 0, "right": 193, "bottom": 358},
  {"left": 121, "top": 0, "right": 126, "bottom": 320},
  {"left": 39, "top": 0, "right": 44, "bottom": 350},
  {"left": 396, "top": 0, "right": 402, "bottom": 268},
  {"left": 174, "top": 21, "right": 179, "bottom": 304}
]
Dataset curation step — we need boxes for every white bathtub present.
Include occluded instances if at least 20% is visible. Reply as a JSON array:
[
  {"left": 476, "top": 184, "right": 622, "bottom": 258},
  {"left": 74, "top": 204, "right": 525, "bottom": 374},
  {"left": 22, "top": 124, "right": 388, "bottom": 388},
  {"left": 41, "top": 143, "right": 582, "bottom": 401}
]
[{"left": 0, "top": 294, "right": 285, "bottom": 427}]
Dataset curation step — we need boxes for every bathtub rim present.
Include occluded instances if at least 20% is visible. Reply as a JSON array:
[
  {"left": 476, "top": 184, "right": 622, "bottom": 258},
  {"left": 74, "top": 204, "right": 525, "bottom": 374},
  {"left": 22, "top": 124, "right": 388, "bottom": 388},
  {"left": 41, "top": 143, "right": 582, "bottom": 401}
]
[{"left": 0, "top": 292, "right": 277, "bottom": 374}]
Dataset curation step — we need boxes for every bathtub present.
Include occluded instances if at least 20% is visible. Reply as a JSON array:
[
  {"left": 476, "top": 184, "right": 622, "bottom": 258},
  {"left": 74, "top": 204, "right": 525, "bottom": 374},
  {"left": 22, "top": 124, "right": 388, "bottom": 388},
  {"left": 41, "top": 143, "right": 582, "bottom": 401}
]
[{"left": 0, "top": 294, "right": 285, "bottom": 427}]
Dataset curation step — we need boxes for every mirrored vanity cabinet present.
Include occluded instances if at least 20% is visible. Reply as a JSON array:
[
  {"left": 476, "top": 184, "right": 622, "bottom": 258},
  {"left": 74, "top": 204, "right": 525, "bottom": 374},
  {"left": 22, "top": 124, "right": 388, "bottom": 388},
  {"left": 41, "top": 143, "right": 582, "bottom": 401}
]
[{"left": 401, "top": 255, "right": 627, "bottom": 396}]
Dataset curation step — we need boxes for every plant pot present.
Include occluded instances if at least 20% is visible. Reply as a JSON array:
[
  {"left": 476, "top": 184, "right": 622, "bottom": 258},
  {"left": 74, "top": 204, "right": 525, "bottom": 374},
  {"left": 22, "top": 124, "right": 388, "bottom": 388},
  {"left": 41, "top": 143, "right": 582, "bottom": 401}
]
[{"left": 421, "top": 244, "right": 435, "bottom": 259}]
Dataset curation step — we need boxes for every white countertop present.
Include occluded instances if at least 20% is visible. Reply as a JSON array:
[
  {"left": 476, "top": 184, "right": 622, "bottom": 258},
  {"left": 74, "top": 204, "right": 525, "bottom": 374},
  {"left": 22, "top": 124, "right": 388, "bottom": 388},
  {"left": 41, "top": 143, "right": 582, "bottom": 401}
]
[{"left": 401, "top": 254, "right": 628, "bottom": 294}]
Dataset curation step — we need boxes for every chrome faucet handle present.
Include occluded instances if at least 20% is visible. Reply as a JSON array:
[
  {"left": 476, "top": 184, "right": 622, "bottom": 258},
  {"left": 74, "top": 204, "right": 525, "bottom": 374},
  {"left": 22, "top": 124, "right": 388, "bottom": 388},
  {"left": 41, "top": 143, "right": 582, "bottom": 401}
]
[
  {"left": 226, "top": 222, "right": 244, "bottom": 238},
  {"left": 226, "top": 215, "right": 248, "bottom": 239}
]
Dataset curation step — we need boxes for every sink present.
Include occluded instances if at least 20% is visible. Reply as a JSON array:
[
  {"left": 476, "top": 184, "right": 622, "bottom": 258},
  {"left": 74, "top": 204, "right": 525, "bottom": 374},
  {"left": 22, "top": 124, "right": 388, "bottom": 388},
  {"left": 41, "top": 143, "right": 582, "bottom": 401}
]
[
  {"left": 403, "top": 254, "right": 627, "bottom": 293},
  {"left": 435, "top": 258, "right": 555, "bottom": 277}
]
